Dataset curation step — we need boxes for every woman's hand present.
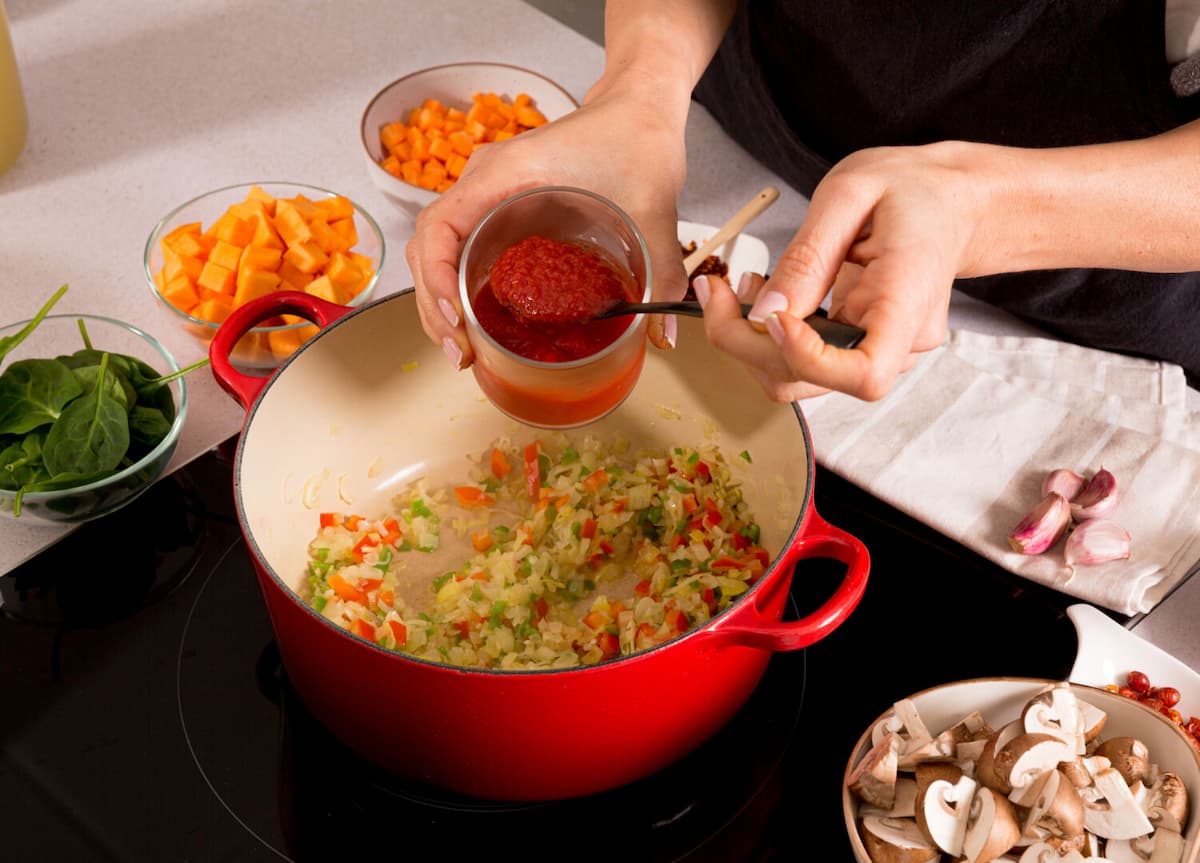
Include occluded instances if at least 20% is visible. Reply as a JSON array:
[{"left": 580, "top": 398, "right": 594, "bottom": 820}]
[
  {"left": 405, "top": 87, "right": 690, "bottom": 370},
  {"left": 695, "top": 142, "right": 989, "bottom": 402}
]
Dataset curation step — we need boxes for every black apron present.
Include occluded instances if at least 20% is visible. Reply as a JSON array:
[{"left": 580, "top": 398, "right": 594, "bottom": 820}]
[{"left": 694, "top": 0, "right": 1200, "bottom": 387}]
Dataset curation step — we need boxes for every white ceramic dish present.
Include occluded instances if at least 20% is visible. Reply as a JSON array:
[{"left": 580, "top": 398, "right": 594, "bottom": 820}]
[
  {"left": 1068, "top": 602, "right": 1200, "bottom": 716},
  {"left": 842, "top": 677, "right": 1200, "bottom": 863},
  {"left": 677, "top": 220, "right": 770, "bottom": 289},
  {"left": 360, "top": 62, "right": 579, "bottom": 219}
]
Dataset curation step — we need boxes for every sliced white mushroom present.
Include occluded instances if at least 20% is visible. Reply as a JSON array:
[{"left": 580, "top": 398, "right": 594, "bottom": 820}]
[
  {"left": 1140, "top": 771, "right": 1189, "bottom": 833},
  {"left": 860, "top": 815, "right": 941, "bottom": 863},
  {"left": 850, "top": 731, "right": 902, "bottom": 810},
  {"left": 976, "top": 721, "right": 1030, "bottom": 794},
  {"left": 1018, "top": 841, "right": 1064, "bottom": 863},
  {"left": 861, "top": 777, "right": 919, "bottom": 820},
  {"left": 1082, "top": 767, "right": 1155, "bottom": 840},
  {"left": 900, "top": 709, "right": 990, "bottom": 769},
  {"left": 1094, "top": 737, "right": 1151, "bottom": 786},
  {"left": 993, "top": 733, "right": 1072, "bottom": 801},
  {"left": 1080, "top": 699, "right": 1107, "bottom": 744},
  {"left": 1022, "top": 767, "right": 1085, "bottom": 839},
  {"left": 917, "top": 774, "right": 977, "bottom": 857},
  {"left": 957, "top": 738, "right": 988, "bottom": 764},
  {"left": 1022, "top": 685, "right": 1086, "bottom": 756},
  {"left": 962, "top": 786, "right": 1022, "bottom": 863},
  {"left": 873, "top": 699, "right": 935, "bottom": 761},
  {"left": 1106, "top": 827, "right": 1186, "bottom": 863}
]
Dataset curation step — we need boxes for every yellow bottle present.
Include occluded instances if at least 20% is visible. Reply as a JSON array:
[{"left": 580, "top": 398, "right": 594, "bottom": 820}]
[{"left": 0, "top": 0, "right": 28, "bottom": 176}]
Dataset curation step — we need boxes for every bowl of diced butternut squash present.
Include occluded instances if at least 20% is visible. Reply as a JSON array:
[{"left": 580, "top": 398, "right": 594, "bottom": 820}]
[
  {"left": 144, "top": 181, "right": 384, "bottom": 371},
  {"left": 360, "top": 62, "right": 579, "bottom": 217}
]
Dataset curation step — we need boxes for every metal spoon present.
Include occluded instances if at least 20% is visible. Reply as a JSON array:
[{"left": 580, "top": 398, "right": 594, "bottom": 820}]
[{"left": 593, "top": 300, "right": 866, "bottom": 349}]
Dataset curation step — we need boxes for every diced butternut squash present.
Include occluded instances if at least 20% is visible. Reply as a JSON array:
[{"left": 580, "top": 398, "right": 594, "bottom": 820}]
[
  {"left": 378, "top": 91, "right": 553, "bottom": 192},
  {"left": 153, "top": 185, "right": 376, "bottom": 361}
]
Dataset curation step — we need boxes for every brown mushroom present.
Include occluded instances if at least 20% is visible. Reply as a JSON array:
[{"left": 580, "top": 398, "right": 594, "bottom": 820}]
[
  {"left": 990, "top": 732, "right": 1072, "bottom": 800},
  {"left": 860, "top": 815, "right": 940, "bottom": 863},
  {"left": 1094, "top": 736, "right": 1151, "bottom": 786},
  {"left": 850, "top": 732, "right": 901, "bottom": 810},
  {"left": 1143, "top": 771, "right": 1190, "bottom": 833},
  {"left": 961, "top": 786, "right": 1022, "bottom": 863},
  {"left": 1022, "top": 768, "right": 1085, "bottom": 840}
]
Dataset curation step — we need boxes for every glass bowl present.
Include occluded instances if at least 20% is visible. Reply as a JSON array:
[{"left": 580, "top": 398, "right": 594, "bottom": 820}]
[
  {"left": 360, "top": 62, "right": 579, "bottom": 219},
  {"left": 0, "top": 313, "right": 187, "bottom": 524},
  {"left": 458, "top": 186, "right": 652, "bottom": 429},
  {"left": 143, "top": 181, "right": 385, "bottom": 373}
]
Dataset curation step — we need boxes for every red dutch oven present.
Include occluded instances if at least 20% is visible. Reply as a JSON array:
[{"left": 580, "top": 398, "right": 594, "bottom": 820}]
[{"left": 210, "top": 288, "right": 870, "bottom": 801}]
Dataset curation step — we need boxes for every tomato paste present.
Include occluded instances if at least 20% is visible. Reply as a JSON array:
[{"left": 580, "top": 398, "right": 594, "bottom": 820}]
[{"left": 476, "top": 236, "right": 636, "bottom": 362}]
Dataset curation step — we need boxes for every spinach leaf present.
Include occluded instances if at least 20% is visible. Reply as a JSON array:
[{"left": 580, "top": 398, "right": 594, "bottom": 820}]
[
  {"left": 0, "top": 284, "right": 67, "bottom": 363},
  {"left": 41, "top": 353, "right": 130, "bottom": 476},
  {"left": 0, "top": 358, "right": 84, "bottom": 435},
  {"left": 72, "top": 362, "right": 136, "bottom": 411},
  {"left": 128, "top": 405, "right": 172, "bottom": 450}
]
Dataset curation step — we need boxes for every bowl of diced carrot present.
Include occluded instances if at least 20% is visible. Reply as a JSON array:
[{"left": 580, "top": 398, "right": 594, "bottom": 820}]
[
  {"left": 360, "top": 62, "right": 580, "bottom": 217},
  {"left": 144, "top": 181, "right": 385, "bottom": 372}
]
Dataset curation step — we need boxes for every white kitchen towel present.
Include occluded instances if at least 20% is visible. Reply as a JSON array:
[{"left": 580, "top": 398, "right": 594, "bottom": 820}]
[{"left": 801, "top": 331, "right": 1200, "bottom": 616}]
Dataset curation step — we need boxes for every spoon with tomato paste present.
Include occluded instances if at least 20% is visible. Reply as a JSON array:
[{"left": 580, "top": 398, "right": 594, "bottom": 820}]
[{"left": 490, "top": 235, "right": 865, "bottom": 348}]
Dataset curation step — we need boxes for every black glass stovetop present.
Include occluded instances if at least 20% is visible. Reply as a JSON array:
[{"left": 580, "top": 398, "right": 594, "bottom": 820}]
[{"left": 1, "top": 437, "right": 1099, "bottom": 862}]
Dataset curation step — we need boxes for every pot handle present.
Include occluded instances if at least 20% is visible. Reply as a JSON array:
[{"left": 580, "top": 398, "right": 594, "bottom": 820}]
[
  {"left": 696, "top": 508, "right": 870, "bottom": 653},
  {"left": 209, "top": 290, "right": 353, "bottom": 409}
]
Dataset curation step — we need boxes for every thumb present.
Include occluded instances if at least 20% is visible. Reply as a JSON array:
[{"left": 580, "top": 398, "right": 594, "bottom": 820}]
[{"left": 639, "top": 216, "right": 688, "bottom": 349}]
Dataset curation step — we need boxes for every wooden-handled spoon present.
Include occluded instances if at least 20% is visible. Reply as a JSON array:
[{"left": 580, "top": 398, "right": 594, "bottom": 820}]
[{"left": 682, "top": 185, "right": 780, "bottom": 276}]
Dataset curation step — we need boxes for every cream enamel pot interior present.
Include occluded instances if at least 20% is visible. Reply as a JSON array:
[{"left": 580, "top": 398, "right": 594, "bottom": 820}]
[{"left": 209, "top": 288, "right": 870, "bottom": 801}]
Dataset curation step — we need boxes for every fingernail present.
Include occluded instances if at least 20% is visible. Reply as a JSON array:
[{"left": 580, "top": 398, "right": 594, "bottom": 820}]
[
  {"left": 766, "top": 314, "right": 786, "bottom": 346},
  {"left": 663, "top": 313, "right": 677, "bottom": 349},
  {"left": 748, "top": 290, "right": 788, "bottom": 325},
  {"left": 442, "top": 336, "right": 463, "bottom": 370},
  {"left": 692, "top": 275, "right": 711, "bottom": 307},
  {"left": 736, "top": 272, "right": 754, "bottom": 301},
  {"left": 438, "top": 297, "right": 459, "bottom": 327}
]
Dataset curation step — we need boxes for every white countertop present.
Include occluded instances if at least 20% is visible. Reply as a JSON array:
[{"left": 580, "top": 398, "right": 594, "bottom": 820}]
[{"left": 2, "top": 0, "right": 1197, "bottom": 669}]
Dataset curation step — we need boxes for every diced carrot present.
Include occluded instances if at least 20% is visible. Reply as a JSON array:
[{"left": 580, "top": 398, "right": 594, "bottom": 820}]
[
  {"left": 319, "top": 512, "right": 342, "bottom": 528},
  {"left": 490, "top": 447, "right": 512, "bottom": 478},
  {"left": 454, "top": 485, "right": 495, "bottom": 508},
  {"left": 328, "top": 572, "right": 368, "bottom": 605},
  {"left": 471, "top": 532, "right": 493, "bottom": 552},
  {"left": 582, "top": 469, "right": 609, "bottom": 493},
  {"left": 582, "top": 610, "right": 607, "bottom": 630}
]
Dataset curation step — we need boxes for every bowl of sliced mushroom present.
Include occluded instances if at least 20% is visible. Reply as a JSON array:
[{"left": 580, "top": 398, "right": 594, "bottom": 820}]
[{"left": 843, "top": 678, "right": 1200, "bottom": 863}]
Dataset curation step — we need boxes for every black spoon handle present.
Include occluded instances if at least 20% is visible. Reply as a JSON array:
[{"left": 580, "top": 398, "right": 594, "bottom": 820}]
[{"left": 594, "top": 301, "right": 865, "bottom": 350}]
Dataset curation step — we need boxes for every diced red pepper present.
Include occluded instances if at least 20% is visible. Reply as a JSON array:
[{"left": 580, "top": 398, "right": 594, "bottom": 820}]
[
  {"left": 350, "top": 618, "right": 375, "bottom": 640},
  {"left": 319, "top": 512, "right": 342, "bottom": 528},
  {"left": 377, "top": 589, "right": 395, "bottom": 608},
  {"left": 532, "top": 597, "right": 549, "bottom": 621},
  {"left": 702, "top": 587, "right": 717, "bottom": 615},
  {"left": 596, "top": 631, "right": 620, "bottom": 657},
  {"left": 452, "top": 620, "right": 472, "bottom": 640},
  {"left": 695, "top": 461, "right": 712, "bottom": 482},
  {"left": 634, "top": 579, "right": 651, "bottom": 597},
  {"left": 359, "top": 578, "right": 382, "bottom": 593},
  {"left": 681, "top": 493, "right": 698, "bottom": 514},
  {"left": 731, "top": 531, "right": 750, "bottom": 551},
  {"left": 635, "top": 622, "right": 658, "bottom": 650},
  {"left": 665, "top": 608, "right": 688, "bottom": 633},
  {"left": 523, "top": 442, "right": 541, "bottom": 501},
  {"left": 710, "top": 555, "right": 745, "bottom": 572},
  {"left": 389, "top": 620, "right": 408, "bottom": 646},
  {"left": 580, "top": 517, "right": 597, "bottom": 539},
  {"left": 351, "top": 533, "right": 381, "bottom": 562}
]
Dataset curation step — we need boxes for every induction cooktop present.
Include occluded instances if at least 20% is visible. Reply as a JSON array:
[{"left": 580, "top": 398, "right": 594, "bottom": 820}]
[{"left": 1, "top": 438, "right": 1089, "bottom": 862}]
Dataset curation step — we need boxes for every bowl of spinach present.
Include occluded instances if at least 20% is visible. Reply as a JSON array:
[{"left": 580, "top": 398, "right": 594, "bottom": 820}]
[{"left": 0, "top": 285, "right": 204, "bottom": 523}]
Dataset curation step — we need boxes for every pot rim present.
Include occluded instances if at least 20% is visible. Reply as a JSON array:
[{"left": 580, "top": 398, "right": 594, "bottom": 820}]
[{"left": 232, "top": 289, "right": 816, "bottom": 678}]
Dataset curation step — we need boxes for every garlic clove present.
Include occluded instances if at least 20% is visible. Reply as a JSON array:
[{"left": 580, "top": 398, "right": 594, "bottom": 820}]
[
  {"left": 1042, "top": 469, "right": 1086, "bottom": 501},
  {"left": 1064, "top": 519, "right": 1132, "bottom": 567},
  {"left": 1009, "top": 492, "right": 1072, "bottom": 555},
  {"left": 1070, "top": 467, "right": 1119, "bottom": 521}
]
